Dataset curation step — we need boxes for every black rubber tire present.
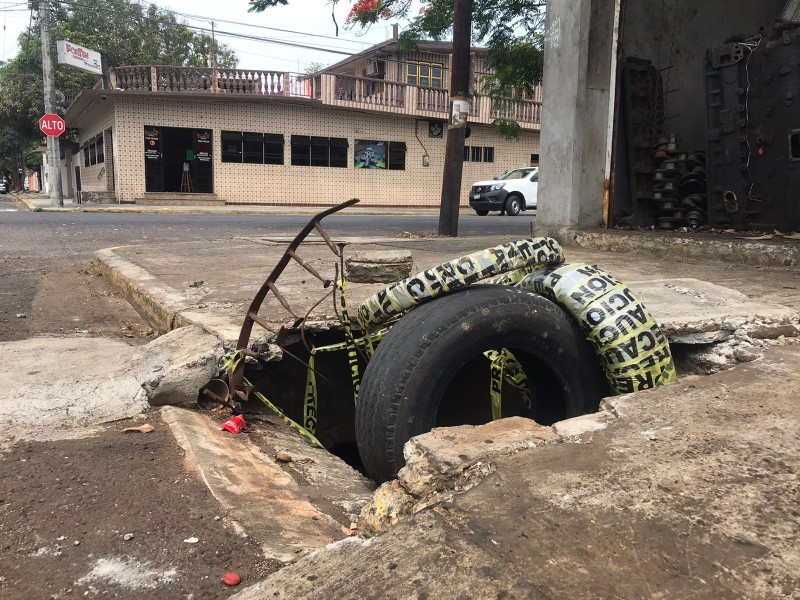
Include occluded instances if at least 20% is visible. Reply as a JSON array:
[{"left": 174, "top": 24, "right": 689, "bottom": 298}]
[
  {"left": 475, "top": 210, "right": 489, "bottom": 216},
  {"left": 505, "top": 195, "right": 522, "bottom": 216},
  {"left": 355, "top": 286, "right": 609, "bottom": 483}
]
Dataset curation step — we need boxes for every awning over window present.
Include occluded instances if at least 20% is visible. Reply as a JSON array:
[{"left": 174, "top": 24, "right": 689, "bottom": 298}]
[
  {"left": 243, "top": 132, "right": 263, "bottom": 143},
  {"left": 389, "top": 141, "right": 407, "bottom": 151},
  {"left": 291, "top": 135, "right": 311, "bottom": 145},
  {"left": 263, "top": 134, "right": 284, "bottom": 144},
  {"left": 221, "top": 131, "right": 243, "bottom": 141},
  {"left": 330, "top": 138, "right": 350, "bottom": 148},
  {"left": 311, "top": 136, "right": 330, "bottom": 146}
]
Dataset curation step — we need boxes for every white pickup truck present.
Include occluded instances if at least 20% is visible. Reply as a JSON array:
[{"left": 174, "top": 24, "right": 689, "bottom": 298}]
[{"left": 469, "top": 167, "right": 539, "bottom": 216}]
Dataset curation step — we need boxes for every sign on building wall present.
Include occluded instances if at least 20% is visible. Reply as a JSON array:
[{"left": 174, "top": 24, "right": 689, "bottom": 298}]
[
  {"left": 144, "top": 128, "right": 161, "bottom": 161},
  {"left": 195, "top": 131, "right": 212, "bottom": 162},
  {"left": 354, "top": 141, "right": 387, "bottom": 169},
  {"left": 56, "top": 40, "right": 102, "bottom": 75}
]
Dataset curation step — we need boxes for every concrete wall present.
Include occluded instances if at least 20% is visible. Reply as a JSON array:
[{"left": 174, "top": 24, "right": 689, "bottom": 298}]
[
  {"left": 536, "top": 0, "right": 617, "bottom": 234},
  {"left": 621, "top": 0, "right": 785, "bottom": 150},
  {"left": 110, "top": 96, "right": 540, "bottom": 206},
  {"left": 77, "top": 102, "right": 115, "bottom": 194}
]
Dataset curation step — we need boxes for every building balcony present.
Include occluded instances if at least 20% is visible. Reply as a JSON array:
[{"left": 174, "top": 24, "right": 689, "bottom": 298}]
[{"left": 109, "top": 66, "right": 541, "bottom": 129}]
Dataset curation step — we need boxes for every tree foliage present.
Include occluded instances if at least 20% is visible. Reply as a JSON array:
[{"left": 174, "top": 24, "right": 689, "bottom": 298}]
[
  {"left": 249, "top": 0, "right": 545, "bottom": 139},
  {"left": 0, "top": 0, "right": 237, "bottom": 181}
]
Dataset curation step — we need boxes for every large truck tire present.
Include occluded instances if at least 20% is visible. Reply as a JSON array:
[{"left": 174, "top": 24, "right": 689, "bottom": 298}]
[{"left": 355, "top": 286, "right": 609, "bottom": 483}]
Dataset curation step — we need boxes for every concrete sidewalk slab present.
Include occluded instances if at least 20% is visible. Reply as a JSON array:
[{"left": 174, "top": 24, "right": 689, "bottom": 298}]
[
  {"left": 94, "top": 236, "right": 800, "bottom": 351},
  {"left": 0, "top": 337, "right": 149, "bottom": 448},
  {"left": 161, "top": 406, "right": 347, "bottom": 563}
]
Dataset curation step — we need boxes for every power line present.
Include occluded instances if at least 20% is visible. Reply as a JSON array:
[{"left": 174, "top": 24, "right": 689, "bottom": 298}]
[
  {"left": 185, "top": 25, "right": 358, "bottom": 56},
  {"left": 137, "top": 0, "right": 375, "bottom": 48},
  {"left": 53, "top": 0, "right": 373, "bottom": 51}
]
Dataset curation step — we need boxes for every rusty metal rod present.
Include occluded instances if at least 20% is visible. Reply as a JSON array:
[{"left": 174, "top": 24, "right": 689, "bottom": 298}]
[
  {"left": 314, "top": 222, "right": 342, "bottom": 257},
  {"left": 287, "top": 249, "right": 332, "bottom": 287},
  {"left": 266, "top": 281, "right": 300, "bottom": 319}
]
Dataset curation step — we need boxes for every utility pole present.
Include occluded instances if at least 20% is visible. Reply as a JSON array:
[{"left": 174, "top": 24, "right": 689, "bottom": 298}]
[
  {"left": 437, "top": 0, "right": 473, "bottom": 237},
  {"left": 211, "top": 21, "right": 218, "bottom": 93},
  {"left": 39, "top": 0, "right": 63, "bottom": 207}
]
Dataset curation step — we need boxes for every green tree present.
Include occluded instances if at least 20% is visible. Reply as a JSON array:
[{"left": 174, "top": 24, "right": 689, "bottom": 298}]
[
  {"left": 0, "top": 0, "right": 238, "bottom": 184},
  {"left": 249, "top": 0, "right": 546, "bottom": 137}
]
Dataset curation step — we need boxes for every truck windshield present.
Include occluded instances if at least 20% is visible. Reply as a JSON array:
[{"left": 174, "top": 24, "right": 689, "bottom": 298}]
[{"left": 500, "top": 168, "right": 535, "bottom": 180}]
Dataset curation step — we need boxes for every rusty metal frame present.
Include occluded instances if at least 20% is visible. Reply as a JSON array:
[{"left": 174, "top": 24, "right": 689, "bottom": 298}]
[{"left": 218, "top": 198, "right": 360, "bottom": 408}]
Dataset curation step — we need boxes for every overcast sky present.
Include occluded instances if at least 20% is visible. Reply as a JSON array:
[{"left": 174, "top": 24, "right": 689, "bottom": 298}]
[{"left": 1, "top": 0, "right": 421, "bottom": 72}]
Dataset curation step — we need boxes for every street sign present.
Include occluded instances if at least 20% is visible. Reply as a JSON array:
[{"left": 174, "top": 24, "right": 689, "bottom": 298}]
[
  {"left": 56, "top": 40, "right": 102, "bottom": 75},
  {"left": 39, "top": 113, "right": 66, "bottom": 137}
]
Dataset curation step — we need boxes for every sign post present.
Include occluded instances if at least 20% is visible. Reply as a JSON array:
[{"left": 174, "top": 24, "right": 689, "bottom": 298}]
[{"left": 39, "top": 113, "right": 66, "bottom": 137}]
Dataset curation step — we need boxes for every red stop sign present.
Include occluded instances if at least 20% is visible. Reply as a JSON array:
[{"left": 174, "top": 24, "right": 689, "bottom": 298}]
[{"left": 39, "top": 113, "right": 66, "bottom": 137}]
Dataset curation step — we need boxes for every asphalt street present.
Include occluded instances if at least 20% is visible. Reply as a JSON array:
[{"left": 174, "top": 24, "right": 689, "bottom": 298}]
[{"left": 0, "top": 198, "right": 534, "bottom": 342}]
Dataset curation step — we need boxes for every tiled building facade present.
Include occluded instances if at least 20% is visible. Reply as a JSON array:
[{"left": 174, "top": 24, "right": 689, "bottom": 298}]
[{"left": 65, "top": 39, "right": 542, "bottom": 208}]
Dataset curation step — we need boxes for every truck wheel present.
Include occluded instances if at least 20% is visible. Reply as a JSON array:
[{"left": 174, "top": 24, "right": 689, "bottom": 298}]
[
  {"left": 505, "top": 195, "right": 522, "bottom": 216},
  {"left": 475, "top": 210, "right": 489, "bottom": 216},
  {"left": 355, "top": 286, "right": 609, "bottom": 483}
]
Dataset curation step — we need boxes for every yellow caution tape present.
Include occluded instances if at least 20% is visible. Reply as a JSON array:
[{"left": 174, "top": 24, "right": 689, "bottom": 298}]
[
  {"left": 337, "top": 278, "right": 361, "bottom": 404},
  {"left": 303, "top": 352, "right": 318, "bottom": 435},
  {"left": 484, "top": 348, "right": 533, "bottom": 420},
  {"left": 356, "top": 238, "right": 565, "bottom": 329},
  {"left": 516, "top": 263, "right": 677, "bottom": 394}
]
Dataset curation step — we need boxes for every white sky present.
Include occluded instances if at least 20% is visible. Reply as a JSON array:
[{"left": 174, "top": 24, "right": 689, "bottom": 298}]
[{"left": 1, "top": 0, "right": 422, "bottom": 72}]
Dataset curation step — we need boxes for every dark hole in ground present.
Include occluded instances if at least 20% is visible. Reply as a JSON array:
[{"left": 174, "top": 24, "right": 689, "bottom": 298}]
[{"left": 240, "top": 329, "right": 569, "bottom": 477}]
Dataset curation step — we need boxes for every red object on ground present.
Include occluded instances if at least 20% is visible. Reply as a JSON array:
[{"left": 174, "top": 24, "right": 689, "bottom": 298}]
[
  {"left": 219, "top": 415, "right": 246, "bottom": 434},
  {"left": 222, "top": 572, "right": 241, "bottom": 586}
]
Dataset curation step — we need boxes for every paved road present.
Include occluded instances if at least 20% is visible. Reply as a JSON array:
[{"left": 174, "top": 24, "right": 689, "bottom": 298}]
[{"left": 0, "top": 201, "right": 533, "bottom": 342}]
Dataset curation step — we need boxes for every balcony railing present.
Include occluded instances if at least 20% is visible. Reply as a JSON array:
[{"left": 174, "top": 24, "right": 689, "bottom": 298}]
[
  {"left": 490, "top": 98, "right": 542, "bottom": 124},
  {"left": 112, "top": 66, "right": 314, "bottom": 98},
  {"left": 107, "top": 66, "right": 541, "bottom": 127},
  {"left": 332, "top": 74, "right": 406, "bottom": 109}
]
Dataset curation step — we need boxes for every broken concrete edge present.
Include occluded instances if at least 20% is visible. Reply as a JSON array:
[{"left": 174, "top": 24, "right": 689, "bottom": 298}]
[
  {"left": 357, "top": 404, "right": 631, "bottom": 535},
  {"left": 93, "top": 248, "right": 193, "bottom": 334},
  {"left": 93, "top": 247, "right": 263, "bottom": 351},
  {"left": 540, "top": 228, "right": 800, "bottom": 269}
]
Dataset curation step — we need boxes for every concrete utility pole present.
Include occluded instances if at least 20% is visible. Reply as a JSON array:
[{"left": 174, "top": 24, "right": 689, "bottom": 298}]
[
  {"left": 437, "top": 0, "right": 473, "bottom": 237},
  {"left": 39, "top": 0, "right": 63, "bottom": 207}
]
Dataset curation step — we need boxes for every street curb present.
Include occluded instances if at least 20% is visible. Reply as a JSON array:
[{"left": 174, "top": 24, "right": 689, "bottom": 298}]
[
  {"left": 93, "top": 247, "right": 193, "bottom": 334},
  {"left": 12, "top": 194, "right": 36, "bottom": 211},
  {"left": 561, "top": 229, "right": 799, "bottom": 269},
  {"left": 16, "top": 203, "right": 456, "bottom": 217}
]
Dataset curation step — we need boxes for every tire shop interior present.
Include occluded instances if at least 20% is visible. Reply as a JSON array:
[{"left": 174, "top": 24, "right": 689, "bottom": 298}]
[{"left": 611, "top": 0, "right": 799, "bottom": 232}]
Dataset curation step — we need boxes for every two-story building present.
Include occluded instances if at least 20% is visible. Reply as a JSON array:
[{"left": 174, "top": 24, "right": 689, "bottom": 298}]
[{"left": 63, "top": 35, "right": 542, "bottom": 208}]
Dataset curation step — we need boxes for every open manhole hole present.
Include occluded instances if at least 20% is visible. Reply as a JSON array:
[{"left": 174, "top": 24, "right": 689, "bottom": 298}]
[{"left": 197, "top": 202, "right": 678, "bottom": 485}]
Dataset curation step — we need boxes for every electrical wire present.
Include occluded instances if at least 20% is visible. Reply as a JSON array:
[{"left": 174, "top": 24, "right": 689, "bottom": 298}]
[{"left": 741, "top": 34, "right": 762, "bottom": 199}]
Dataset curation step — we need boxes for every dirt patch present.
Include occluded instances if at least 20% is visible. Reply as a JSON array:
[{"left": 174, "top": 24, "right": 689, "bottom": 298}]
[
  {"left": 0, "top": 255, "right": 153, "bottom": 345},
  {"left": 0, "top": 412, "right": 269, "bottom": 599}
]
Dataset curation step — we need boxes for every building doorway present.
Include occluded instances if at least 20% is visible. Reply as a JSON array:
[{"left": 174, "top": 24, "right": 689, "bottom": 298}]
[{"left": 143, "top": 126, "right": 213, "bottom": 193}]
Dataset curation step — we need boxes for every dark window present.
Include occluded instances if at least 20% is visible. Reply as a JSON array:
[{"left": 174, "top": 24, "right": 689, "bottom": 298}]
[
  {"left": 471, "top": 146, "right": 482, "bottom": 162},
  {"left": 483, "top": 147, "right": 494, "bottom": 163},
  {"left": 310, "top": 137, "right": 330, "bottom": 167},
  {"left": 83, "top": 146, "right": 90, "bottom": 168},
  {"left": 330, "top": 137, "right": 348, "bottom": 168},
  {"left": 291, "top": 135, "right": 311, "bottom": 166},
  {"left": 96, "top": 135, "right": 105, "bottom": 164},
  {"left": 89, "top": 141, "right": 97, "bottom": 166},
  {"left": 243, "top": 132, "right": 263, "bottom": 164},
  {"left": 463, "top": 145, "right": 470, "bottom": 161},
  {"left": 790, "top": 131, "right": 800, "bottom": 161},
  {"left": 388, "top": 141, "right": 406, "bottom": 170},
  {"left": 264, "top": 134, "right": 284, "bottom": 165},
  {"left": 221, "top": 131, "right": 243, "bottom": 163}
]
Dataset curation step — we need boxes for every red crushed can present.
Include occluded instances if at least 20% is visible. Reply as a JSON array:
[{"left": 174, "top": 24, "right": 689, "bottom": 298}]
[{"left": 219, "top": 414, "right": 246, "bottom": 434}]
